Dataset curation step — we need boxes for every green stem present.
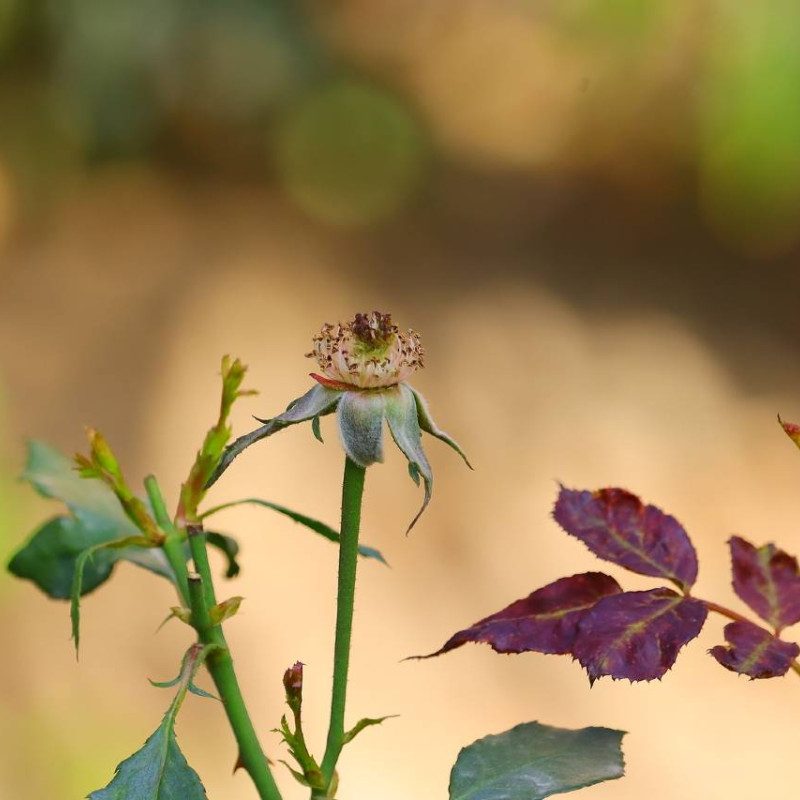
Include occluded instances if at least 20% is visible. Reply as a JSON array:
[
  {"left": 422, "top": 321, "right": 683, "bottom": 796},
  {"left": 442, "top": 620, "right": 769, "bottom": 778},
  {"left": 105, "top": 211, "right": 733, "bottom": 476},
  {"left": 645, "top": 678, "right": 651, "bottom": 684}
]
[
  {"left": 144, "top": 475, "right": 189, "bottom": 604},
  {"left": 187, "top": 527, "right": 283, "bottom": 800},
  {"left": 318, "top": 457, "right": 367, "bottom": 793}
]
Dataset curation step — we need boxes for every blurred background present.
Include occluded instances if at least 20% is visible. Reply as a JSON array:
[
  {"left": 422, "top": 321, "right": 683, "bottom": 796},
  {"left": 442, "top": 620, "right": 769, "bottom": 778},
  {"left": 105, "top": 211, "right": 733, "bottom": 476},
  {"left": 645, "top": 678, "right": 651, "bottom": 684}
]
[{"left": 2, "top": 0, "right": 800, "bottom": 797}]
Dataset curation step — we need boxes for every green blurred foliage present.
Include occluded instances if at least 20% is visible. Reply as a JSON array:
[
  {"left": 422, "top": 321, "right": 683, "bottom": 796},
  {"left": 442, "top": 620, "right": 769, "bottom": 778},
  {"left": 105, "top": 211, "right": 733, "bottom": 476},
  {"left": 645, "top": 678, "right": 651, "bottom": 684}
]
[
  {"left": 699, "top": 0, "right": 800, "bottom": 255},
  {"left": 0, "top": 0, "right": 799, "bottom": 243},
  {"left": 276, "top": 79, "right": 426, "bottom": 225}
]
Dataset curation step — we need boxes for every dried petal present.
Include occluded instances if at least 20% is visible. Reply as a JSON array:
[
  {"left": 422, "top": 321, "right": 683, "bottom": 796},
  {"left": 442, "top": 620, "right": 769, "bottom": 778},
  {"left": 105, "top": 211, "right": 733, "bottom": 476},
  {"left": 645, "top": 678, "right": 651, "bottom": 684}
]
[
  {"left": 710, "top": 620, "right": 800, "bottom": 679},
  {"left": 554, "top": 487, "right": 698, "bottom": 590}
]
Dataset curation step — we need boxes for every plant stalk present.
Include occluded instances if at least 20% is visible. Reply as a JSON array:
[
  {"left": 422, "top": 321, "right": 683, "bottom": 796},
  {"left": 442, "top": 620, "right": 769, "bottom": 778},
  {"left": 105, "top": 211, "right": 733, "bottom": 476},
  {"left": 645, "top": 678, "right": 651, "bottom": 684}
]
[
  {"left": 317, "top": 456, "right": 367, "bottom": 795},
  {"left": 145, "top": 475, "right": 190, "bottom": 604},
  {"left": 186, "top": 526, "right": 284, "bottom": 800},
  {"left": 144, "top": 474, "right": 281, "bottom": 800}
]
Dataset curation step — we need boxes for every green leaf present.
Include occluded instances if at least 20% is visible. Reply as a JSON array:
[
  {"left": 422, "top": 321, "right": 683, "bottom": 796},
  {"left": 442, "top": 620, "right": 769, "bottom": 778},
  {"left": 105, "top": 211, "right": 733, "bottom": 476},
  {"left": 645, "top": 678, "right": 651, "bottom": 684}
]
[
  {"left": 71, "top": 535, "right": 149, "bottom": 655},
  {"left": 8, "top": 516, "right": 116, "bottom": 599},
  {"left": 206, "top": 531, "right": 241, "bottom": 578},
  {"left": 87, "top": 714, "right": 208, "bottom": 800},
  {"left": 449, "top": 722, "right": 625, "bottom": 800},
  {"left": 200, "top": 498, "right": 387, "bottom": 565},
  {"left": 8, "top": 442, "right": 181, "bottom": 599},
  {"left": 91, "top": 644, "right": 217, "bottom": 799}
]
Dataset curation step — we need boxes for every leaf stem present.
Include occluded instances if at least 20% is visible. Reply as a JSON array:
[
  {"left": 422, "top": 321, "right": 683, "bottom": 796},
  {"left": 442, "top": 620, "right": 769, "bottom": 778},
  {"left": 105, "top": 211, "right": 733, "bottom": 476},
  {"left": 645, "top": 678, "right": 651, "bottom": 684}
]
[
  {"left": 186, "top": 526, "right": 283, "bottom": 800},
  {"left": 318, "top": 456, "right": 367, "bottom": 794},
  {"left": 144, "top": 475, "right": 190, "bottom": 604}
]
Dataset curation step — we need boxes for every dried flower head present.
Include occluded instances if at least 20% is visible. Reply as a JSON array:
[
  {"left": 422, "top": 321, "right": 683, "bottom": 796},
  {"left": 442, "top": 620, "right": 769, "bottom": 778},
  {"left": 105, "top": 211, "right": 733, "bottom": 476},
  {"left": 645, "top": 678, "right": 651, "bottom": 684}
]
[
  {"left": 207, "top": 311, "right": 470, "bottom": 531},
  {"left": 307, "top": 312, "right": 424, "bottom": 389}
]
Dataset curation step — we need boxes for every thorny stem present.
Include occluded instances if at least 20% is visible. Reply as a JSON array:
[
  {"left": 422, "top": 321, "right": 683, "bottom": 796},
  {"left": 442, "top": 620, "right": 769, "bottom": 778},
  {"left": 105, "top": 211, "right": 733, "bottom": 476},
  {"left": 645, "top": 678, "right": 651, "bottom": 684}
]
[
  {"left": 700, "top": 598, "right": 800, "bottom": 679},
  {"left": 316, "top": 457, "right": 367, "bottom": 797},
  {"left": 185, "top": 525, "right": 283, "bottom": 800},
  {"left": 146, "top": 474, "right": 282, "bottom": 800}
]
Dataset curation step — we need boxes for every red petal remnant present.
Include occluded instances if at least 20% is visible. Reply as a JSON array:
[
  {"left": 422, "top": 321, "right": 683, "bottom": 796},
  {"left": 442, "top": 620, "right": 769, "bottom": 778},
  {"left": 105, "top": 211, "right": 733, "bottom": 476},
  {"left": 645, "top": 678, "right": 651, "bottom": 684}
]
[
  {"left": 309, "top": 373, "right": 354, "bottom": 392},
  {"left": 709, "top": 620, "right": 800, "bottom": 679},
  {"left": 778, "top": 415, "right": 800, "bottom": 450},
  {"left": 572, "top": 588, "right": 708, "bottom": 683},
  {"left": 553, "top": 487, "right": 699, "bottom": 590},
  {"left": 415, "top": 572, "right": 623, "bottom": 658},
  {"left": 729, "top": 536, "right": 800, "bottom": 632}
]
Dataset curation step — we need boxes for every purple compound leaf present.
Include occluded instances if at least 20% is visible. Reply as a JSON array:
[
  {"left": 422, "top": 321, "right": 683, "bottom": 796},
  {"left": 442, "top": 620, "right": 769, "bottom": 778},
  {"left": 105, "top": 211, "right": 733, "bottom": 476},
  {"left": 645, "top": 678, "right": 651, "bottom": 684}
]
[
  {"left": 414, "top": 573, "right": 623, "bottom": 659},
  {"left": 710, "top": 620, "right": 800, "bottom": 679},
  {"left": 554, "top": 487, "right": 698, "bottom": 590},
  {"left": 573, "top": 588, "right": 707, "bottom": 683},
  {"left": 729, "top": 536, "right": 800, "bottom": 632}
]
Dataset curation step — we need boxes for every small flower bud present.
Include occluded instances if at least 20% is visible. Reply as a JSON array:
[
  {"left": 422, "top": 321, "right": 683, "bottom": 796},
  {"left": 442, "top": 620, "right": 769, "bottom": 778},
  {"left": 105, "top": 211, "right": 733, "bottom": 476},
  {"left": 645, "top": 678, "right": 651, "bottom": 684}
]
[{"left": 283, "top": 661, "right": 304, "bottom": 711}]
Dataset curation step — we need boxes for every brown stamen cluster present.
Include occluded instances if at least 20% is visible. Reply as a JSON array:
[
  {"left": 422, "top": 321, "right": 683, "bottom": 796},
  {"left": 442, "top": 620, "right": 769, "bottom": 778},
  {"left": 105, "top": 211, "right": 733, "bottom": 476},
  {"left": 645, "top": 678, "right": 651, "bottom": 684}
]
[{"left": 307, "top": 311, "right": 425, "bottom": 389}]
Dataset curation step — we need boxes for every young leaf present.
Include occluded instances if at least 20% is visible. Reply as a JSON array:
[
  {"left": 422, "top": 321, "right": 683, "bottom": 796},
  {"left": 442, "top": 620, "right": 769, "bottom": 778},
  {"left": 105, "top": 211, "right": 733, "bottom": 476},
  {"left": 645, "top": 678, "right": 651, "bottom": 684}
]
[
  {"left": 554, "top": 487, "right": 699, "bottom": 590},
  {"left": 710, "top": 620, "right": 800, "bottom": 679},
  {"left": 415, "top": 573, "right": 622, "bottom": 659},
  {"left": 449, "top": 721, "right": 625, "bottom": 800},
  {"left": 573, "top": 588, "right": 707, "bottom": 682},
  {"left": 200, "top": 498, "right": 387, "bottom": 564},
  {"left": 729, "top": 536, "right": 800, "bottom": 632},
  {"left": 176, "top": 356, "right": 258, "bottom": 525}
]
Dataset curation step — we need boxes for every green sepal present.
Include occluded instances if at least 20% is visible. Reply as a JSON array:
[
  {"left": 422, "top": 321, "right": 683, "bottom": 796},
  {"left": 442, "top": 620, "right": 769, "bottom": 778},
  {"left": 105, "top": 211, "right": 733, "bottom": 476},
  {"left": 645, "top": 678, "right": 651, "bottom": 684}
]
[
  {"left": 343, "top": 714, "right": 398, "bottom": 745},
  {"left": 279, "top": 759, "right": 314, "bottom": 788},
  {"left": 385, "top": 384, "right": 432, "bottom": 533},
  {"left": 312, "top": 415, "right": 324, "bottom": 442},
  {"left": 336, "top": 390, "right": 385, "bottom": 467},
  {"left": 200, "top": 497, "right": 387, "bottom": 565},
  {"left": 206, "top": 383, "right": 341, "bottom": 489},
  {"left": 410, "top": 385, "right": 473, "bottom": 469},
  {"left": 449, "top": 721, "right": 625, "bottom": 800}
]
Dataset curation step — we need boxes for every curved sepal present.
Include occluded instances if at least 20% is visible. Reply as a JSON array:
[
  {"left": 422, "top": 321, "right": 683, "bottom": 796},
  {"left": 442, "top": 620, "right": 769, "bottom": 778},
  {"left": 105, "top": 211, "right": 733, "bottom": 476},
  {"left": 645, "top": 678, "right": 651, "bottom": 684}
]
[
  {"left": 206, "top": 384, "right": 342, "bottom": 488},
  {"left": 337, "top": 390, "right": 385, "bottom": 467},
  {"left": 409, "top": 385, "right": 472, "bottom": 469},
  {"left": 385, "top": 384, "right": 433, "bottom": 532}
]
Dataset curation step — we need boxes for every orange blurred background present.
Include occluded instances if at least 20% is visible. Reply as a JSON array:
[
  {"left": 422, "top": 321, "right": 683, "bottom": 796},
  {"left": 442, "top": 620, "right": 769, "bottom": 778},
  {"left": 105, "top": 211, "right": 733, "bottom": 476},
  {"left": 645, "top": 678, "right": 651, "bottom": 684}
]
[{"left": 3, "top": 1, "right": 800, "bottom": 798}]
